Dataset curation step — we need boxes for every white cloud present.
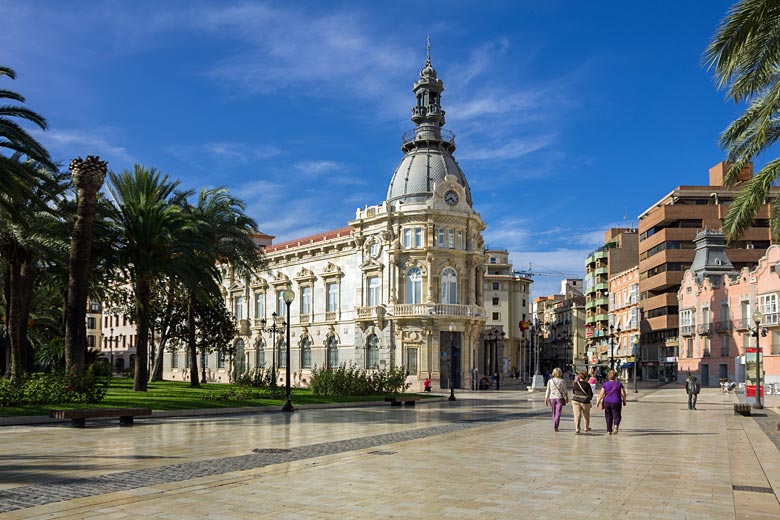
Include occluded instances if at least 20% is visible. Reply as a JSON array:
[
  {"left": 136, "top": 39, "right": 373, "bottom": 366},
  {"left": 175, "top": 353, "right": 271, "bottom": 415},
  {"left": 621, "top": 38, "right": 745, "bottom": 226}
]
[
  {"left": 458, "top": 134, "right": 555, "bottom": 161},
  {"left": 33, "top": 128, "right": 135, "bottom": 169}
]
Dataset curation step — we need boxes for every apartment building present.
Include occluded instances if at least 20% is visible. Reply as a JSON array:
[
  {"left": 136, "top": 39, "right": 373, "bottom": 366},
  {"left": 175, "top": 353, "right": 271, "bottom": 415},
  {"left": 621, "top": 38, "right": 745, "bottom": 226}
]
[
  {"left": 483, "top": 249, "right": 532, "bottom": 380},
  {"left": 584, "top": 228, "right": 638, "bottom": 366},
  {"left": 639, "top": 161, "right": 773, "bottom": 381},
  {"left": 532, "top": 282, "right": 585, "bottom": 377},
  {"left": 608, "top": 266, "right": 640, "bottom": 379}
]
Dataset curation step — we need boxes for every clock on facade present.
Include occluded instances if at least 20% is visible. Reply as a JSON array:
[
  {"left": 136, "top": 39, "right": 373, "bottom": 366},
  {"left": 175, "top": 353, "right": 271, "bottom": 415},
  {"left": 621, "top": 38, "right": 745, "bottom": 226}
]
[{"left": 444, "top": 190, "right": 459, "bottom": 206}]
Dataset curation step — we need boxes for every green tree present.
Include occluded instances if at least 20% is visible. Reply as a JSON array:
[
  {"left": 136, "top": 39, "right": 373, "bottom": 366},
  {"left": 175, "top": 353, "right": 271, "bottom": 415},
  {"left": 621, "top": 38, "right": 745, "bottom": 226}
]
[
  {"left": 0, "top": 67, "right": 56, "bottom": 211},
  {"left": 106, "top": 165, "right": 217, "bottom": 391},
  {"left": 705, "top": 0, "right": 780, "bottom": 240},
  {"left": 64, "top": 156, "right": 107, "bottom": 373},
  {"left": 181, "top": 188, "right": 262, "bottom": 387},
  {"left": 0, "top": 160, "right": 68, "bottom": 380}
]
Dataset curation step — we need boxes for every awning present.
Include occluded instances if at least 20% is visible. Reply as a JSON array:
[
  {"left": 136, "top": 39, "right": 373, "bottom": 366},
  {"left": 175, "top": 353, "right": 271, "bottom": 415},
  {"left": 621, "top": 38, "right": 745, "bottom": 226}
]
[{"left": 621, "top": 362, "right": 634, "bottom": 369}]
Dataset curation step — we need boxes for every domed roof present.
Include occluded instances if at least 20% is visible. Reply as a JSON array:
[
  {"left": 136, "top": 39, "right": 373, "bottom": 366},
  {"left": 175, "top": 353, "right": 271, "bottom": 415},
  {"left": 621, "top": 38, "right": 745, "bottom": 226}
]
[
  {"left": 420, "top": 63, "right": 437, "bottom": 78},
  {"left": 386, "top": 147, "right": 473, "bottom": 205}
]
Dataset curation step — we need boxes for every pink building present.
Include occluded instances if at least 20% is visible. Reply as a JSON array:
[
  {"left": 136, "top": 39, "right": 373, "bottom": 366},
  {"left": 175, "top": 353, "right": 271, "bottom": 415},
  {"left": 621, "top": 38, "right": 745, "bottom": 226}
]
[{"left": 678, "top": 230, "right": 780, "bottom": 387}]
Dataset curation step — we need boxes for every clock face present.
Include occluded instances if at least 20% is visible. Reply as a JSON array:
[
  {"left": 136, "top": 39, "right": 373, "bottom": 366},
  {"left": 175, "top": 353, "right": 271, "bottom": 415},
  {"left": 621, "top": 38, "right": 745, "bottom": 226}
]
[{"left": 444, "top": 190, "right": 459, "bottom": 206}]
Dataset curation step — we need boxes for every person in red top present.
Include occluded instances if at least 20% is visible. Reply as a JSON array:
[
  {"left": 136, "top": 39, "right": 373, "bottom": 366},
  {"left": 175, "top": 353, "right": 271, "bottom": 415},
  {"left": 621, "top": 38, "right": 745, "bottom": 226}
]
[{"left": 423, "top": 377, "right": 431, "bottom": 392}]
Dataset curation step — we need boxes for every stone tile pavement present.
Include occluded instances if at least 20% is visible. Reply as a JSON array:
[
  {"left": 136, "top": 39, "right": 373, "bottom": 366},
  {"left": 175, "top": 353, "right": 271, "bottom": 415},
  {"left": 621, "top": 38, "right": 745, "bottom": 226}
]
[{"left": 0, "top": 386, "right": 779, "bottom": 519}]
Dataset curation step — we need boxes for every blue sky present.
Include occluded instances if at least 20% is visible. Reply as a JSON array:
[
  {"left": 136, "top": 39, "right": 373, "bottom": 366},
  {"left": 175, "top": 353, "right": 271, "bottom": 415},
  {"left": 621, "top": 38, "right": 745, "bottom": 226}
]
[{"left": 1, "top": 0, "right": 739, "bottom": 298}]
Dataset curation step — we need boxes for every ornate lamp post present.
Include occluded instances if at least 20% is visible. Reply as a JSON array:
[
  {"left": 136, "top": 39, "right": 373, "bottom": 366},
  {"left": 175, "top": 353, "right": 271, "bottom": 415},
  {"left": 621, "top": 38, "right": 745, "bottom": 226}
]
[
  {"left": 602, "top": 324, "right": 621, "bottom": 372},
  {"left": 260, "top": 312, "right": 285, "bottom": 385},
  {"left": 752, "top": 309, "right": 764, "bottom": 409},
  {"left": 282, "top": 288, "right": 295, "bottom": 412},
  {"left": 447, "top": 323, "right": 456, "bottom": 401}
]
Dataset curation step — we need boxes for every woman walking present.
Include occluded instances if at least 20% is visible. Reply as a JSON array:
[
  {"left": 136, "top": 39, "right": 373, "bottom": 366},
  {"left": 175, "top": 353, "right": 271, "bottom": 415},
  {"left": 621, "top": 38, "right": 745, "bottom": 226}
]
[
  {"left": 544, "top": 367, "right": 568, "bottom": 432},
  {"left": 571, "top": 370, "right": 594, "bottom": 434},
  {"left": 597, "top": 370, "right": 627, "bottom": 435}
]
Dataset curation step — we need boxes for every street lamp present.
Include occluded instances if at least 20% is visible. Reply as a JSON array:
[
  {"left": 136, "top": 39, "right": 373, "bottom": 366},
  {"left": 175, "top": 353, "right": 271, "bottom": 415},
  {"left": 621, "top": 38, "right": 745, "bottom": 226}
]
[
  {"left": 448, "top": 322, "right": 456, "bottom": 401},
  {"left": 632, "top": 336, "right": 639, "bottom": 393},
  {"left": 602, "top": 324, "right": 621, "bottom": 372},
  {"left": 260, "top": 312, "right": 285, "bottom": 385},
  {"left": 282, "top": 288, "right": 295, "bottom": 412},
  {"left": 752, "top": 309, "right": 764, "bottom": 409}
]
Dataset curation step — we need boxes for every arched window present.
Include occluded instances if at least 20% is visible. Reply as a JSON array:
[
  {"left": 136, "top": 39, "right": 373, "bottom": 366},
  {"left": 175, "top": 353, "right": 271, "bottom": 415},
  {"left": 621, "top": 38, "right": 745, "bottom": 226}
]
[
  {"left": 366, "top": 334, "right": 379, "bottom": 369},
  {"left": 441, "top": 267, "right": 458, "bottom": 304},
  {"left": 327, "top": 336, "right": 339, "bottom": 369},
  {"left": 278, "top": 338, "right": 286, "bottom": 368},
  {"left": 255, "top": 339, "right": 265, "bottom": 368},
  {"left": 234, "top": 339, "right": 245, "bottom": 376},
  {"left": 406, "top": 268, "right": 422, "bottom": 304},
  {"left": 301, "top": 336, "right": 312, "bottom": 369}
]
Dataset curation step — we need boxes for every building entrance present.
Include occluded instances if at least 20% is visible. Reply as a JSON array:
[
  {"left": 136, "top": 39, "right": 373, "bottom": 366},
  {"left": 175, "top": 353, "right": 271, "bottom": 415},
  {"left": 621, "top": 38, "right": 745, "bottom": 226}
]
[{"left": 440, "top": 331, "right": 461, "bottom": 389}]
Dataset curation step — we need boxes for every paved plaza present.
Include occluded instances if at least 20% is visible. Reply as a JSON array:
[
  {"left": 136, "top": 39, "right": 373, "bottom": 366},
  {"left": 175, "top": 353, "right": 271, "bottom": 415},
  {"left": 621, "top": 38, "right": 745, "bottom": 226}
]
[{"left": 1, "top": 385, "right": 780, "bottom": 519}]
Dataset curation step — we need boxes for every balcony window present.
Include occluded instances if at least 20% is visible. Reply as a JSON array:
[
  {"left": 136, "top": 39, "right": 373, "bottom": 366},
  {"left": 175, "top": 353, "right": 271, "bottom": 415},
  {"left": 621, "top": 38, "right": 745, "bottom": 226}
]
[
  {"left": 301, "top": 286, "right": 312, "bottom": 315},
  {"left": 367, "top": 277, "right": 381, "bottom": 306},
  {"left": 255, "top": 293, "right": 265, "bottom": 321},
  {"left": 441, "top": 268, "right": 458, "bottom": 304},
  {"left": 406, "top": 269, "right": 422, "bottom": 304},
  {"left": 327, "top": 283, "right": 338, "bottom": 312},
  {"left": 235, "top": 296, "right": 244, "bottom": 320}
]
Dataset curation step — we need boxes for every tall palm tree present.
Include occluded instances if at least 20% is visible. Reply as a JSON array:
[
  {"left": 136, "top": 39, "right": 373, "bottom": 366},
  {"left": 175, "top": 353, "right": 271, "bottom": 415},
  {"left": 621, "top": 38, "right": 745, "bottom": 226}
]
[
  {"left": 0, "top": 66, "right": 56, "bottom": 211},
  {"left": 64, "top": 156, "right": 107, "bottom": 373},
  {"left": 704, "top": 0, "right": 780, "bottom": 240},
  {"left": 0, "top": 158, "right": 68, "bottom": 380},
  {"left": 178, "top": 187, "right": 262, "bottom": 387},
  {"left": 106, "top": 165, "right": 217, "bottom": 391}
]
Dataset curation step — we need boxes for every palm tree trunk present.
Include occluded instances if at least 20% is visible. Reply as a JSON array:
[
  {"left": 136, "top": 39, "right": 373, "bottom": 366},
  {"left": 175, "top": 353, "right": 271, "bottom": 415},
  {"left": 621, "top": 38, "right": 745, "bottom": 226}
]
[
  {"left": 188, "top": 293, "right": 199, "bottom": 387},
  {"left": 133, "top": 278, "right": 151, "bottom": 392},
  {"left": 65, "top": 156, "right": 107, "bottom": 373},
  {"left": 7, "top": 258, "right": 35, "bottom": 379},
  {"left": 18, "top": 261, "right": 37, "bottom": 374},
  {"left": 2, "top": 263, "right": 10, "bottom": 378}
]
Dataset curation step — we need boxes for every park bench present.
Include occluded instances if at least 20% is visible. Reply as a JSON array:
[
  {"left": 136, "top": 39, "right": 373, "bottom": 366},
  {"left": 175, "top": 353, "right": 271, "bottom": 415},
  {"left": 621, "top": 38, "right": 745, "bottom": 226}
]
[
  {"left": 733, "top": 403, "right": 751, "bottom": 416},
  {"left": 384, "top": 396, "right": 421, "bottom": 407},
  {"left": 49, "top": 407, "right": 152, "bottom": 428}
]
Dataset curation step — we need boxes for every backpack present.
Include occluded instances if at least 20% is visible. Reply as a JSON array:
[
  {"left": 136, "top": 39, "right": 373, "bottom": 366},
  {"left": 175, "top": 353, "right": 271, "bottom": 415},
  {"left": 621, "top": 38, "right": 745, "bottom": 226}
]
[{"left": 690, "top": 378, "right": 701, "bottom": 394}]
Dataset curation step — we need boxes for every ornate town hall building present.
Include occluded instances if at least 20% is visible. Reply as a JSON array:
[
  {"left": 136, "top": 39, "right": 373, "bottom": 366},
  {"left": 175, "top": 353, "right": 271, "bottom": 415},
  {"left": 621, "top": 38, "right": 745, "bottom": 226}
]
[{"left": 164, "top": 52, "right": 497, "bottom": 391}]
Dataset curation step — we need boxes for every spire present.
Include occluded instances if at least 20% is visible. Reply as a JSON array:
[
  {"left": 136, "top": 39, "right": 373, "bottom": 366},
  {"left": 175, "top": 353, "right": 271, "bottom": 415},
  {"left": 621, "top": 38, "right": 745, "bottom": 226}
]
[{"left": 403, "top": 38, "right": 453, "bottom": 152}]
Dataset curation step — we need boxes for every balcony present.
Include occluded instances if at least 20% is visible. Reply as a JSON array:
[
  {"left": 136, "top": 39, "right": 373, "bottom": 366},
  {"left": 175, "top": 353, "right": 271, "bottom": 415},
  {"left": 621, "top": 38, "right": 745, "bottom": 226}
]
[
  {"left": 713, "top": 320, "right": 732, "bottom": 333},
  {"left": 595, "top": 282, "right": 608, "bottom": 293},
  {"left": 696, "top": 323, "right": 712, "bottom": 336},
  {"left": 299, "top": 315, "right": 311, "bottom": 325},
  {"left": 325, "top": 311, "right": 337, "bottom": 322},
  {"left": 594, "top": 267, "right": 608, "bottom": 276},
  {"left": 356, "top": 303, "right": 485, "bottom": 322},
  {"left": 681, "top": 325, "right": 694, "bottom": 336},
  {"left": 735, "top": 318, "right": 752, "bottom": 331}
]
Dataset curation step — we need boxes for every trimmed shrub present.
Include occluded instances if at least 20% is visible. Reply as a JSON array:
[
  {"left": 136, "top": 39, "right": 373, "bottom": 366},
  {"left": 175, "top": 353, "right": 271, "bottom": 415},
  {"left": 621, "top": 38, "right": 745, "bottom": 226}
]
[
  {"left": 0, "top": 369, "right": 109, "bottom": 407},
  {"left": 310, "top": 363, "right": 410, "bottom": 396}
]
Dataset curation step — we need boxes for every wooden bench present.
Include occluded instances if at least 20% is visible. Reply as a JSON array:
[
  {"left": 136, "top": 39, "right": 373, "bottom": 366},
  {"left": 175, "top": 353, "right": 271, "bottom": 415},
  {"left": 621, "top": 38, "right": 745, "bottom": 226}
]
[
  {"left": 734, "top": 403, "right": 752, "bottom": 416},
  {"left": 384, "top": 396, "right": 421, "bottom": 407},
  {"left": 49, "top": 408, "right": 152, "bottom": 427}
]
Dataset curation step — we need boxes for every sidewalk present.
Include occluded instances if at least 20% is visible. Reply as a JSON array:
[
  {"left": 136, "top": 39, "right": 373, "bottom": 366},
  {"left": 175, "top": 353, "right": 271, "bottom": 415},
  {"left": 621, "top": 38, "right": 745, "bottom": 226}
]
[{"left": 0, "top": 386, "right": 778, "bottom": 518}]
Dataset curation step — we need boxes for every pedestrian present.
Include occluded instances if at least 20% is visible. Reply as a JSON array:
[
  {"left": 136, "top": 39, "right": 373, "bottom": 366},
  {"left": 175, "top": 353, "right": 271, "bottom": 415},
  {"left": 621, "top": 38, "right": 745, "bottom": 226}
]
[
  {"left": 571, "top": 370, "right": 594, "bottom": 434},
  {"left": 588, "top": 373, "right": 597, "bottom": 394},
  {"left": 596, "top": 369, "right": 627, "bottom": 435},
  {"left": 423, "top": 377, "right": 431, "bottom": 392},
  {"left": 544, "top": 367, "right": 568, "bottom": 432},
  {"left": 685, "top": 372, "right": 701, "bottom": 410}
]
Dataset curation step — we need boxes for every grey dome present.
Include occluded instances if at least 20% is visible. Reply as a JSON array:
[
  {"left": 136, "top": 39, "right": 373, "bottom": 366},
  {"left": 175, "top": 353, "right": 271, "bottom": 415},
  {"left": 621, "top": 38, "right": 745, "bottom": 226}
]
[{"left": 386, "top": 147, "right": 473, "bottom": 205}]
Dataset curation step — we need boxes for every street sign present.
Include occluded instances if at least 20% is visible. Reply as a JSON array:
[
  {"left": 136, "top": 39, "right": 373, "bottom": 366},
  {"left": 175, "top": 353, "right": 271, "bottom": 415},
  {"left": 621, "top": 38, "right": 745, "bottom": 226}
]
[{"left": 591, "top": 356, "right": 597, "bottom": 364}]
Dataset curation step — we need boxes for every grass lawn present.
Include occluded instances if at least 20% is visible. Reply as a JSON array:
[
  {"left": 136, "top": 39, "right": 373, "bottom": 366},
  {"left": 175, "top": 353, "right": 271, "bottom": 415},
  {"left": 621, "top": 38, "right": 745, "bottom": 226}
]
[{"left": 0, "top": 377, "right": 424, "bottom": 417}]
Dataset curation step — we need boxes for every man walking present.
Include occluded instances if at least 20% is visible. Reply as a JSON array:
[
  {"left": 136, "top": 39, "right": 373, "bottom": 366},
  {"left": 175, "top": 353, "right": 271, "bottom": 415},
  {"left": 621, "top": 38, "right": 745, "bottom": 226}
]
[{"left": 686, "top": 372, "right": 701, "bottom": 410}]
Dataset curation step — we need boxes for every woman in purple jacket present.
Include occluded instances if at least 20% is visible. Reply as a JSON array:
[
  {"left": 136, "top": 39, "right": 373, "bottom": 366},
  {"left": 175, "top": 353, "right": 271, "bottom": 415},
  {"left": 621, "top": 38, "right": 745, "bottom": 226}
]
[{"left": 596, "top": 370, "right": 627, "bottom": 434}]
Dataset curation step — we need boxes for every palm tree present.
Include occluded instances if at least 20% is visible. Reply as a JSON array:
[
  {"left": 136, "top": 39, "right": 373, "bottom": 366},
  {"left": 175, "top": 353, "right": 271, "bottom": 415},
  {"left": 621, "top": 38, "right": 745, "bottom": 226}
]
[
  {"left": 0, "top": 66, "right": 56, "bottom": 211},
  {"left": 178, "top": 187, "right": 262, "bottom": 387},
  {"left": 0, "top": 158, "right": 68, "bottom": 380},
  {"left": 704, "top": 0, "right": 780, "bottom": 240},
  {"left": 64, "top": 156, "right": 107, "bottom": 373},
  {"left": 106, "top": 165, "right": 217, "bottom": 391}
]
